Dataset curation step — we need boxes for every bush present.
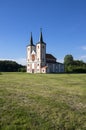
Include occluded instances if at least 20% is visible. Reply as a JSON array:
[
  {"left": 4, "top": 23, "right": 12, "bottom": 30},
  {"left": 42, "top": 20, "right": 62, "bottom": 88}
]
[
  {"left": 0, "top": 72, "right": 2, "bottom": 75},
  {"left": 73, "top": 68, "right": 86, "bottom": 73},
  {"left": 18, "top": 67, "right": 26, "bottom": 72}
]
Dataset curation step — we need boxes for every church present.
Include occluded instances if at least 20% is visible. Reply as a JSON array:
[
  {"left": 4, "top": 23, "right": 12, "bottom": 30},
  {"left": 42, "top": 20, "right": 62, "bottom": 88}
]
[{"left": 26, "top": 30, "right": 64, "bottom": 73}]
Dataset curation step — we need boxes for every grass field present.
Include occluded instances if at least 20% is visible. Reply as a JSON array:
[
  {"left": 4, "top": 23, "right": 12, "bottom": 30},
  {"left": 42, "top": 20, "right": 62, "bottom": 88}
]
[{"left": 0, "top": 73, "right": 86, "bottom": 130}]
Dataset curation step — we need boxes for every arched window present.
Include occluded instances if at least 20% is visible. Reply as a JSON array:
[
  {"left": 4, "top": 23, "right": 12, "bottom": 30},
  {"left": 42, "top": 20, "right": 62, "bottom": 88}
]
[
  {"left": 43, "top": 69, "right": 45, "bottom": 72},
  {"left": 32, "top": 54, "right": 35, "bottom": 61}
]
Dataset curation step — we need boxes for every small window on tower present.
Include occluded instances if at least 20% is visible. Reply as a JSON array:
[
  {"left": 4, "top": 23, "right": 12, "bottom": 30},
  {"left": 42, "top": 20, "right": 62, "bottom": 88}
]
[
  {"left": 43, "top": 70, "right": 44, "bottom": 72},
  {"left": 38, "top": 64, "right": 39, "bottom": 66},
  {"left": 38, "top": 46, "right": 39, "bottom": 49}
]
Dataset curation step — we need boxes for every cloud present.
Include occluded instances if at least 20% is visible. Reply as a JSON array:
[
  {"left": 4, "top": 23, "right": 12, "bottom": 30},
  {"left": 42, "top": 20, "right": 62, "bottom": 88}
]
[
  {"left": 16, "top": 58, "right": 26, "bottom": 65},
  {"left": 0, "top": 58, "right": 26, "bottom": 65},
  {"left": 57, "top": 58, "right": 64, "bottom": 63},
  {"left": 81, "top": 46, "right": 86, "bottom": 50},
  {"left": 79, "top": 55, "right": 86, "bottom": 62}
]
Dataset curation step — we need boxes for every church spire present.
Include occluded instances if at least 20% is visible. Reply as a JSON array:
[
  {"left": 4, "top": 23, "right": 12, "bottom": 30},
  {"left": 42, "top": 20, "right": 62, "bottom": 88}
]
[
  {"left": 29, "top": 32, "right": 34, "bottom": 46},
  {"left": 39, "top": 28, "right": 43, "bottom": 43}
]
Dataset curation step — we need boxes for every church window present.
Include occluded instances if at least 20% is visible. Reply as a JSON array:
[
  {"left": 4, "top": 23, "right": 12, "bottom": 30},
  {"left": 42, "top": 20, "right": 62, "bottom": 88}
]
[
  {"left": 32, "top": 54, "right": 35, "bottom": 61},
  {"left": 38, "top": 64, "right": 39, "bottom": 66},
  {"left": 38, "top": 46, "right": 39, "bottom": 49}
]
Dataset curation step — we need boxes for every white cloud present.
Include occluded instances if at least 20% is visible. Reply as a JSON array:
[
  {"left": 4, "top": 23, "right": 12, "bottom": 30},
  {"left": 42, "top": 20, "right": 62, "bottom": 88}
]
[
  {"left": 57, "top": 58, "right": 64, "bottom": 63},
  {"left": 16, "top": 58, "right": 26, "bottom": 65},
  {"left": 79, "top": 55, "right": 86, "bottom": 62},
  {"left": 81, "top": 46, "right": 86, "bottom": 50},
  {"left": 0, "top": 58, "right": 15, "bottom": 61}
]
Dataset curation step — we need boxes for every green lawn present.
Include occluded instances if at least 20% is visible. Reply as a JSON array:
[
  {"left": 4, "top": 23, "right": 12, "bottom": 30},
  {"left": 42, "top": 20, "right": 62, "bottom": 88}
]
[{"left": 0, "top": 73, "right": 86, "bottom": 130}]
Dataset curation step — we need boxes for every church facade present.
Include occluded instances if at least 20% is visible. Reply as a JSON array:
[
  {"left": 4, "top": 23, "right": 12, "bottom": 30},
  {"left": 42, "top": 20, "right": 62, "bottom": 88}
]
[{"left": 26, "top": 31, "right": 64, "bottom": 73}]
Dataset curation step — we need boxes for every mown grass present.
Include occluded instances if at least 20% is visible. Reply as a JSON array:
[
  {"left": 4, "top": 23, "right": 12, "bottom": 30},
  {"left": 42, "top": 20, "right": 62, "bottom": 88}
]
[{"left": 0, "top": 73, "right": 86, "bottom": 130}]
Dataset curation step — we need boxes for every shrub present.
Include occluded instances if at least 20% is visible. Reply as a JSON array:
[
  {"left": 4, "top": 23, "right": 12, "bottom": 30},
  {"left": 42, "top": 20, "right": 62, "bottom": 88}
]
[{"left": 0, "top": 72, "right": 2, "bottom": 75}]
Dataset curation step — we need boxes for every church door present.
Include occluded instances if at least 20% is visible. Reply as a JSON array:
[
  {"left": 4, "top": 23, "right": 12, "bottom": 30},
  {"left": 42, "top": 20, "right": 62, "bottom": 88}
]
[{"left": 32, "top": 69, "right": 34, "bottom": 73}]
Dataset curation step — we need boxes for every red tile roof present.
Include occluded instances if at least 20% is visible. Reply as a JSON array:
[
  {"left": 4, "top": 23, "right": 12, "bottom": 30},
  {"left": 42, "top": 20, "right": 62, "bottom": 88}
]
[{"left": 46, "top": 54, "right": 56, "bottom": 59}]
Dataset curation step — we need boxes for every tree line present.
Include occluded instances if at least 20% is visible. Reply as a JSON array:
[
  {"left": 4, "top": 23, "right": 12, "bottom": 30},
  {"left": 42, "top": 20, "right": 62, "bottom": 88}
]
[
  {"left": 0, "top": 60, "right": 26, "bottom": 72},
  {"left": 64, "top": 55, "right": 86, "bottom": 73},
  {"left": 0, "top": 56, "right": 86, "bottom": 73}
]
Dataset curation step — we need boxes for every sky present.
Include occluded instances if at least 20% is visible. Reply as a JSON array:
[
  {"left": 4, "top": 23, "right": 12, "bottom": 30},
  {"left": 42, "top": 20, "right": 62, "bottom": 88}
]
[{"left": 0, "top": 0, "right": 86, "bottom": 65}]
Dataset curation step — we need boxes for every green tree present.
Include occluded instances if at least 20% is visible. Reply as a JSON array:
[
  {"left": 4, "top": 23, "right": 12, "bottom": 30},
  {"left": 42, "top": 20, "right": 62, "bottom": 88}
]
[
  {"left": 64, "top": 55, "right": 74, "bottom": 72},
  {"left": 64, "top": 54, "right": 86, "bottom": 73},
  {"left": 64, "top": 54, "right": 74, "bottom": 65},
  {"left": 0, "top": 60, "right": 25, "bottom": 72}
]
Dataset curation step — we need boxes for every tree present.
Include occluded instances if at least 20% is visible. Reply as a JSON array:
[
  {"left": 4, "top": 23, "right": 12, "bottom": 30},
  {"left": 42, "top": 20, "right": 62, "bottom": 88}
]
[
  {"left": 64, "top": 54, "right": 74, "bottom": 65},
  {"left": 64, "top": 55, "right": 74, "bottom": 72},
  {"left": 64, "top": 54, "right": 86, "bottom": 73},
  {"left": 0, "top": 60, "right": 26, "bottom": 72}
]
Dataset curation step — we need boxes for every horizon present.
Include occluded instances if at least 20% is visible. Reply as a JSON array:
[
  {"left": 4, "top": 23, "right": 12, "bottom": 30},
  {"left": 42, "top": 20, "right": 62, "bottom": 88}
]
[{"left": 0, "top": 0, "right": 86, "bottom": 65}]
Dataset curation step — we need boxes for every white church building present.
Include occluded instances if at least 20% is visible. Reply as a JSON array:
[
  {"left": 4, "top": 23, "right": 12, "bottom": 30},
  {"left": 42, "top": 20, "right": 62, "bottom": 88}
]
[{"left": 26, "top": 30, "right": 64, "bottom": 73}]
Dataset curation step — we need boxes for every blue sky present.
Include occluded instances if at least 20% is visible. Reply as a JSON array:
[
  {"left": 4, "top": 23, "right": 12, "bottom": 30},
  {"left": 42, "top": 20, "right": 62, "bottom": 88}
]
[{"left": 0, "top": 0, "right": 86, "bottom": 65}]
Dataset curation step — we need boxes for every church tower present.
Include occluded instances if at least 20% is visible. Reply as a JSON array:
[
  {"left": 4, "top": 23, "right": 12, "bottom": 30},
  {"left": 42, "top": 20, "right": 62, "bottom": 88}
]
[
  {"left": 27, "top": 33, "right": 36, "bottom": 73},
  {"left": 26, "top": 29, "right": 64, "bottom": 73},
  {"left": 36, "top": 29, "right": 46, "bottom": 73}
]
